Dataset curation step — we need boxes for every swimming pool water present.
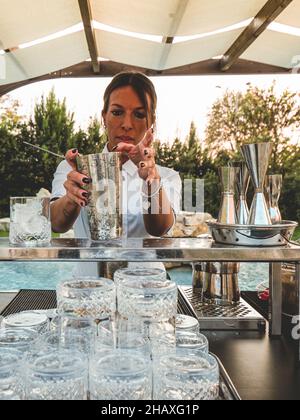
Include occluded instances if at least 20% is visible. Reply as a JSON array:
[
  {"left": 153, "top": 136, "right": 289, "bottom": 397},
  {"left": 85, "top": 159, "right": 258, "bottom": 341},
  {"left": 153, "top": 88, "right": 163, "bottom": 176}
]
[
  {"left": 0, "top": 262, "right": 74, "bottom": 290},
  {"left": 0, "top": 262, "right": 268, "bottom": 291}
]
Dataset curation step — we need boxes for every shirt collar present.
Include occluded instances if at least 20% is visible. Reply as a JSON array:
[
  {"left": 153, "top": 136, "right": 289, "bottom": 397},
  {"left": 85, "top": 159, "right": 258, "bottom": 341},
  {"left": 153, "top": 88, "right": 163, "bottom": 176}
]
[{"left": 103, "top": 144, "right": 137, "bottom": 177}]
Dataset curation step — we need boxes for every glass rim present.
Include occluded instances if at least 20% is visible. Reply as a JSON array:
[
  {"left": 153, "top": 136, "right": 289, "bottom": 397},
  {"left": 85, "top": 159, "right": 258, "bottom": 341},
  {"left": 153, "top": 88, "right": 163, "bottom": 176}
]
[
  {"left": 159, "top": 352, "right": 218, "bottom": 373},
  {"left": 176, "top": 331, "right": 208, "bottom": 341},
  {"left": 91, "top": 351, "right": 149, "bottom": 376},
  {"left": 0, "top": 328, "right": 39, "bottom": 348},
  {"left": 27, "top": 350, "right": 86, "bottom": 376},
  {"left": 114, "top": 268, "right": 166, "bottom": 283},
  {"left": 3, "top": 311, "right": 48, "bottom": 328},
  {"left": 0, "top": 327, "right": 38, "bottom": 337},
  {"left": 115, "top": 268, "right": 166, "bottom": 275},
  {"left": 79, "top": 152, "right": 122, "bottom": 158},
  {"left": 53, "top": 314, "right": 96, "bottom": 323},
  {"left": 176, "top": 314, "right": 199, "bottom": 328},
  {"left": 10, "top": 196, "right": 50, "bottom": 200},
  {"left": 118, "top": 278, "right": 177, "bottom": 293},
  {"left": 58, "top": 277, "right": 115, "bottom": 291}
]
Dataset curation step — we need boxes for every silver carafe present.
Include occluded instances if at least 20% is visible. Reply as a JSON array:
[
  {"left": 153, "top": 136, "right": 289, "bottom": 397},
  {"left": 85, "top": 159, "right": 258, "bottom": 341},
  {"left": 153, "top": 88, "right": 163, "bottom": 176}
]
[
  {"left": 235, "top": 162, "right": 250, "bottom": 225},
  {"left": 265, "top": 175, "right": 282, "bottom": 224},
  {"left": 76, "top": 153, "right": 122, "bottom": 240},
  {"left": 218, "top": 167, "right": 239, "bottom": 224},
  {"left": 241, "top": 143, "right": 273, "bottom": 225},
  {"left": 192, "top": 262, "right": 240, "bottom": 306}
]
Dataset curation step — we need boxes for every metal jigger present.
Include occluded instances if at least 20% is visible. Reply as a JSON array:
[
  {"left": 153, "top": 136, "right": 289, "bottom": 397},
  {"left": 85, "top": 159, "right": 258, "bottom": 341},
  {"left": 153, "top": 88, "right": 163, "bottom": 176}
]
[
  {"left": 235, "top": 162, "right": 250, "bottom": 225},
  {"left": 218, "top": 167, "right": 239, "bottom": 224},
  {"left": 240, "top": 143, "right": 273, "bottom": 225},
  {"left": 265, "top": 175, "right": 283, "bottom": 223}
]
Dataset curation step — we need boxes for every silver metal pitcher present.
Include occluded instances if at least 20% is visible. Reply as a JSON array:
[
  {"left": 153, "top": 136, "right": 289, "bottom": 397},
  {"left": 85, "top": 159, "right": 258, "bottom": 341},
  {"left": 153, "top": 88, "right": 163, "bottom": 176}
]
[
  {"left": 241, "top": 143, "right": 273, "bottom": 225},
  {"left": 76, "top": 153, "right": 122, "bottom": 241},
  {"left": 265, "top": 175, "right": 282, "bottom": 224},
  {"left": 235, "top": 162, "right": 250, "bottom": 225},
  {"left": 218, "top": 167, "right": 239, "bottom": 224},
  {"left": 192, "top": 262, "right": 240, "bottom": 306}
]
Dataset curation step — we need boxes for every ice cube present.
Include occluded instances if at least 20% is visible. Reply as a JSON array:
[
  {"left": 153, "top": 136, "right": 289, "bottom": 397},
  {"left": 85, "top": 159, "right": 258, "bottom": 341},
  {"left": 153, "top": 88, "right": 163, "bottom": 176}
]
[
  {"left": 23, "top": 214, "right": 47, "bottom": 234},
  {"left": 13, "top": 200, "right": 43, "bottom": 224}
]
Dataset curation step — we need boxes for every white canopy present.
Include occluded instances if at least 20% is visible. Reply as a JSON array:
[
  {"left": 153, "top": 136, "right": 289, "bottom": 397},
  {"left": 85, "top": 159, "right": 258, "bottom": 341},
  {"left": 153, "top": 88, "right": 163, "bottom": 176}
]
[{"left": 0, "top": 0, "right": 299, "bottom": 91}]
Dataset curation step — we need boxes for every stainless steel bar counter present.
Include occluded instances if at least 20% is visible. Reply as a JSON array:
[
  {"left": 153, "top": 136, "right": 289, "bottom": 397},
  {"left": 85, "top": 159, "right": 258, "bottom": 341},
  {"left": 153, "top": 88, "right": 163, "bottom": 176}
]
[
  {"left": 1, "top": 237, "right": 300, "bottom": 262},
  {"left": 1, "top": 238, "right": 300, "bottom": 340}
]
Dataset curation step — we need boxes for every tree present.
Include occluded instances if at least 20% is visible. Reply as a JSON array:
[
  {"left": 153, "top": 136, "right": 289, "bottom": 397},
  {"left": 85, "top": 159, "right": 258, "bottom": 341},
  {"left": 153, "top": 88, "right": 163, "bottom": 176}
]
[
  {"left": 0, "top": 97, "right": 28, "bottom": 217},
  {"left": 73, "top": 117, "right": 106, "bottom": 154},
  {"left": 0, "top": 95, "right": 23, "bottom": 129},
  {"left": 180, "top": 122, "right": 203, "bottom": 176},
  {"left": 205, "top": 83, "right": 300, "bottom": 173},
  {"left": 33, "top": 88, "right": 75, "bottom": 154},
  {"left": 16, "top": 89, "right": 76, "bottom": 197},
  {"left": 155, "top": 122, "right": 204, "bottom": 177},
  {"left": 280, "top": 159, "right": 300, "bottom": 222}
]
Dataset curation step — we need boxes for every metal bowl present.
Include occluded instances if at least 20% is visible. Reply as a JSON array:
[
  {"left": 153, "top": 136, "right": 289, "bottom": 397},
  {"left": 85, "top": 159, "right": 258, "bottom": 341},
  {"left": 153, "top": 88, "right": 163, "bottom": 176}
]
[{"left": 207, "top": 220, "right": 298, "bottom": 247}]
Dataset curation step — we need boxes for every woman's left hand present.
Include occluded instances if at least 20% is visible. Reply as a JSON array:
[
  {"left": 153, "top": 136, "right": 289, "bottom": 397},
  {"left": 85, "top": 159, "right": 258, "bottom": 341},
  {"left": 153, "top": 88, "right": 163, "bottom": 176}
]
[{"left": 115, "top": 128, "right": 160, "bottom": 183}]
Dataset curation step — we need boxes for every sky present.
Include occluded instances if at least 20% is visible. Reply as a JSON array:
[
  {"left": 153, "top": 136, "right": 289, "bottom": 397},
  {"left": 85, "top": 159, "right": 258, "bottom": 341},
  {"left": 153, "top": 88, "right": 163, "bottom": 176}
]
[{"left": 5, "top": 73, "right": 300, "bottom": 143}]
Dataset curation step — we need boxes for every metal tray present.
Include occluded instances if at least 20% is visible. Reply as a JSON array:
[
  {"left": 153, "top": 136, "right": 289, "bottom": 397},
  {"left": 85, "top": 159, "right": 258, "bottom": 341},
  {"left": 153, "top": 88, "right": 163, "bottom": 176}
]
[
  {"left": 215, "top": 354, "right": 241, "bottom": 400},
  {"left": 207, "top": 220, "right": 298, "bottom": 247},
  {"left": 178, "top": 286, "right": 266, "bottom": 331}
]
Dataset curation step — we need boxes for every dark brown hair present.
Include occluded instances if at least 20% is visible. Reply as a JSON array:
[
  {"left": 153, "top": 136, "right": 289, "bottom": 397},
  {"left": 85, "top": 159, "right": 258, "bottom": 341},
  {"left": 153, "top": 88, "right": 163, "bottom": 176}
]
[{"left": 102, "top": 71, "right": 157, "bottom": 128}]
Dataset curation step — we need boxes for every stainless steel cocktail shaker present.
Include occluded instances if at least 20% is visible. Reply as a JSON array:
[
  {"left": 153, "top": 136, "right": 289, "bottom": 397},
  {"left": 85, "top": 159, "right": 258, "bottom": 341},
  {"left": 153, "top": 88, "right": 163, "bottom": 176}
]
[
  {"left": 265, "top": 175, "right": 282, "bottom": 224},
  {"left": 76, "top": 153, "right": 122, "bottom": 241},
  {"left": 218, "top": 167, "right": 239, "bottom": 224}
]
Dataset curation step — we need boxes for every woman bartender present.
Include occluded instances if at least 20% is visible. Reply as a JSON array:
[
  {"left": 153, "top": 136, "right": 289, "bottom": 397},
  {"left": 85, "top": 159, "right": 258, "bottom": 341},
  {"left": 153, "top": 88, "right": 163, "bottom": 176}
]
[{"left": 50, "top": 72, "right": 181, "bottom": 275}]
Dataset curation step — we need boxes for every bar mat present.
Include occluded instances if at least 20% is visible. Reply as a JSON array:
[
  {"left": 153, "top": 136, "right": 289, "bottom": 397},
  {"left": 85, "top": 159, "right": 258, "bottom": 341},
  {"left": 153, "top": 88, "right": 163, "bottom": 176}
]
[{"left": 0, "top": 289, "right": 57, "bottom": 317}]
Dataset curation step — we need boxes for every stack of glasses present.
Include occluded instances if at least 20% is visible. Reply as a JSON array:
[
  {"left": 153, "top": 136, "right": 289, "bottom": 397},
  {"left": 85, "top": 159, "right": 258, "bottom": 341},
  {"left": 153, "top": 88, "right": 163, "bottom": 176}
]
[
  {"left": 116, "top": 269, "right": 178, "bottom": 357},
  {"left": 0, "top": 271, "right": 219, "bottom": 400}
]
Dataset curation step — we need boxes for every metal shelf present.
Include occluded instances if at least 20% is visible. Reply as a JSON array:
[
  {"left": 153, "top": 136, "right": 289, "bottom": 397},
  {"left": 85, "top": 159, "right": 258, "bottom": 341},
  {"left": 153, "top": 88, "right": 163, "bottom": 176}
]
[{"left": 0, "top": 238, "right": 299, "bottom": 262}]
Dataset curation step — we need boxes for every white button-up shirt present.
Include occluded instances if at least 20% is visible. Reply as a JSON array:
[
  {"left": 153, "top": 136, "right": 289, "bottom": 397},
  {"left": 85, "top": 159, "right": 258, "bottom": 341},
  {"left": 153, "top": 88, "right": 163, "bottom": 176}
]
[{"left": 51, "top": 145, "right": 182, "bottom": 276}]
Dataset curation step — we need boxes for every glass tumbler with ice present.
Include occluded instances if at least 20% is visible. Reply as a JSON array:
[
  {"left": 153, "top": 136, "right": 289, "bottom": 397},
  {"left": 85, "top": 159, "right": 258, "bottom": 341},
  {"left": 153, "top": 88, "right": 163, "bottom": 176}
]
[{"left": 9, "top": 197, "right": 51, "bottom": 246}]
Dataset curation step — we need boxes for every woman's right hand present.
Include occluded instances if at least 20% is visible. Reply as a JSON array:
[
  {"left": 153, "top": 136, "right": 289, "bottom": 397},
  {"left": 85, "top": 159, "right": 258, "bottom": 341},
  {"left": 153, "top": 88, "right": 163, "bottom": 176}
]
[{"left": 64, "top": 149, "right": 91, "bottom": 207}]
